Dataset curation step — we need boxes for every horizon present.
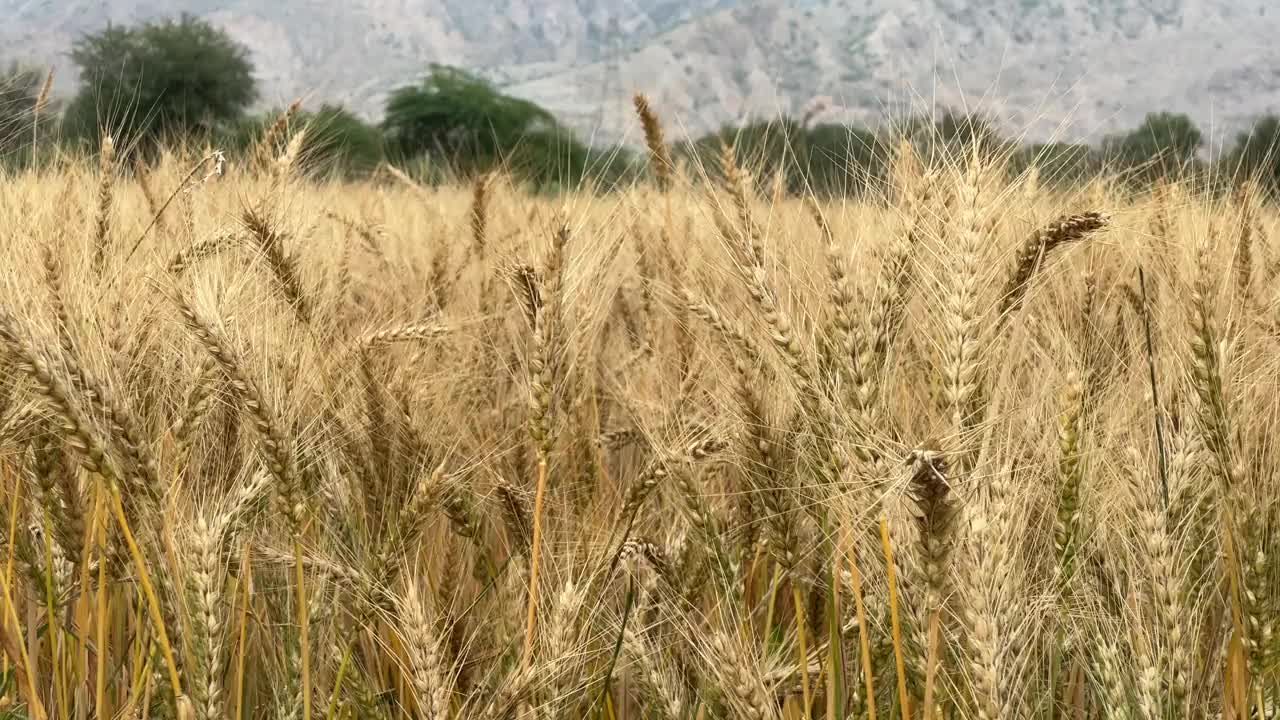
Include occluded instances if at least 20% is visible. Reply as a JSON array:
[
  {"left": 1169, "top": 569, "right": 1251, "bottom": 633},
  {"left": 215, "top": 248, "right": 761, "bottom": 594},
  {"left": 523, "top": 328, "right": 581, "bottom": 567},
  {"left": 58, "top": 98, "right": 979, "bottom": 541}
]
[{"left": 3, "top": 0, "right": 1277, "bottom": 148}]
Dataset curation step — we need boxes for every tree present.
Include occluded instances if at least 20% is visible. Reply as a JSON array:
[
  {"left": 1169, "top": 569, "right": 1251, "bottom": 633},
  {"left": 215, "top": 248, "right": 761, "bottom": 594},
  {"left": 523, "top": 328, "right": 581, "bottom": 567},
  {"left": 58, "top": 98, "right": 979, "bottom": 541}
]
[
  {"left": 380, "top": 65, "right": 629, "bottom": 190},
  {"left": 232, "top": 104, "right": 384, "bottom": 177},
  {"left": 934, "top": 111, "right": 1003, "bottom": 156},
  {"left": 65, "top": 14, "right": 257, "bottom": 147},
  {"left": 681, "top": 117, "right": 889, "bottom": 198},
  {"left": 305, "top": 105, "right": 384, "bottom": 177},
  {"left": 898, "top": 110, "right": 1005, "bottom": 163},
  {"left": 1010, "top": 142, "right": 1101, "bottom": 186},
  {"left": 682, "top": 117, "right": 807, "bottom": 194},
  {"left": 1105, "top": 111, "right": 1203, "bottom": 182},
  {"left": 803, "top": 123, "right": 888, "bottom": 197},
  {"left": 1225, "top": 115, "right": 1280, "bottom": 191},
  {"left": 502, "top": 130, "right": 635, "bottom": 193},
  {"left": 382, "top": 65, "right": 558, "bottom": 177}
]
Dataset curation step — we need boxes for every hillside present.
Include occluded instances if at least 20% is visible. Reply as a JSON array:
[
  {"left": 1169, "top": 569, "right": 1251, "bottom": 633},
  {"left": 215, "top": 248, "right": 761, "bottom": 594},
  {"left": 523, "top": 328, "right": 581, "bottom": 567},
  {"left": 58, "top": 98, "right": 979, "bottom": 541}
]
[{"left": 3, "top": 0, "right": 1277, "bottom": 144}]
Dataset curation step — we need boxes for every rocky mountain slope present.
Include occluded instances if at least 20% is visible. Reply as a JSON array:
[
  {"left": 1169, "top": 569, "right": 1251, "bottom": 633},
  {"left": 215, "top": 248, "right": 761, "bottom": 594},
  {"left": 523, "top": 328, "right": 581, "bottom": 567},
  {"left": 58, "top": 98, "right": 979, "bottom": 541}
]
[{"left": 3, "top": 0, "right": 1277, "bottom": 144}]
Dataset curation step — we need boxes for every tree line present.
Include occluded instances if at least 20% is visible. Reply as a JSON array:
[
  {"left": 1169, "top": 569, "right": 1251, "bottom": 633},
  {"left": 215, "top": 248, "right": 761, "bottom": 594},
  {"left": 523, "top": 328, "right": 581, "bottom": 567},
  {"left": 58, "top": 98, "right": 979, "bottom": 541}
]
[{"left": 3, "top": 13, "right": 1280, "bottom": 194}]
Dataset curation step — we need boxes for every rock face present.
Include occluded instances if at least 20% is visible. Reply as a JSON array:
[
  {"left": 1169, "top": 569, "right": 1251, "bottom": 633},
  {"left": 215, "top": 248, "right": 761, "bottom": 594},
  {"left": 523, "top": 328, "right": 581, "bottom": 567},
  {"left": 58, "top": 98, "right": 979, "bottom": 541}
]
[{"left": 3, "top": 0, "right": 1276, "bottom": 144}]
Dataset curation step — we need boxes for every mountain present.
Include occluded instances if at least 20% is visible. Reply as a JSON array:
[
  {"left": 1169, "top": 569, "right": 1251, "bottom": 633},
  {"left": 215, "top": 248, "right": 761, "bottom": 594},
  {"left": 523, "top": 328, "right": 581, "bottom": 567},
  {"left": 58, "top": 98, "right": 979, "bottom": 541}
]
[{"left": 3, "top": 0, "right": 1278, "bottom": 145}]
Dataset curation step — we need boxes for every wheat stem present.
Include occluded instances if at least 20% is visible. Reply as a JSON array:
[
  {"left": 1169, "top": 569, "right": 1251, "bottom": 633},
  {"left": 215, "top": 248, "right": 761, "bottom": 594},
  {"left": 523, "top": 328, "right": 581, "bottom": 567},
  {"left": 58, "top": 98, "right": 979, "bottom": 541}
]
[
  {"left": 843, "top": 525, "right": 877, "bottom": 720},
  {"left": 0, "top": 561, "right": 46, "bottom": 720},
  {"left": 880, "top": 516, "right": 909, "bottom": 720},
  {"left": 922, "top": 610, "right": 941, "bottom": 720},
  {"left": 522, "top": 454, "right": 549, "bottom": 668},
  {"left": 786, "top": 582, "right": 812, "bottom": 712},
  {"left": 1, "top": 471, "right": 19, "bottom": 685},
  {"left": 107, "top": 484, "right": 186, "bottom": 711},
  {"left": 234, "top": 544, "right": 251, "bottom": 720},
  {"left": 93, "top": 476, "right": 109, "bottom": 720},
  {"left": 294, "top": 541, "right": 312, "bottom": 720}
]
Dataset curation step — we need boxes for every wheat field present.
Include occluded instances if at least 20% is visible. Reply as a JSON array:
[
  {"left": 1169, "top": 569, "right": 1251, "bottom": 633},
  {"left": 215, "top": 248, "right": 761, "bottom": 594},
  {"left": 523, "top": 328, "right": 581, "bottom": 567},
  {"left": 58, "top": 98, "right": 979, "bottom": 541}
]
[{"left": 0, "top": 104, "right": 1275, "bottom": 720}]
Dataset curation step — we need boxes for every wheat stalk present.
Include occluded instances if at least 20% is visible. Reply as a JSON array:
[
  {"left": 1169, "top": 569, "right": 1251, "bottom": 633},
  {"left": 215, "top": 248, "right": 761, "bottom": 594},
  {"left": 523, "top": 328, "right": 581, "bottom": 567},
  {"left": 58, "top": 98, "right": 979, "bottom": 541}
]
[
  {"left": 91, "top": 135, "right": 117, "bottom": 275},
  {"left": 633, "top": 94, "right": 673, "bottom": 191}
]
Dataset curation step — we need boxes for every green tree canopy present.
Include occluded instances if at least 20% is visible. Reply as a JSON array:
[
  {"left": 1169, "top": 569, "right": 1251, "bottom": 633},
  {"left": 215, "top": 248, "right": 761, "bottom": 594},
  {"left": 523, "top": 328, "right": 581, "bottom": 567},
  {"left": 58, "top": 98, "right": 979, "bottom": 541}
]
[
  {"left": 1010, "top": 142, "right": 1101, "bottom": 186},
  {"left": 934, "top": 111, "right": 1003, "bottom": 156},
  {"left": 65, "top": 14, "right": 257, "bottom": 147},
  {"left": 896, "top": 110, "right": 1005, "bottom": 163},
  {"left": 682, "top": 117, "right": 803, "bottom": 187},
  {"left": 682, "top": 117, "right": 889, "bottom": 198},
  {"left": 1105, "top": 111, "right": 1203, "bottom": 181},
  {"left": 381, "top": 66, "right": 633, "bottom": 191},
  {"left": 304, "top": 105, "right": 384, "bottom": 177},
  {"left": 802, "top": 123, "right": 888, "bottom": 197},
  {"left": 503, "top": 130, "right": 635, "bottom": 193},
  {"left": 232, "top": 104, "right": 384, "bottom": 177},
  {"left": 382, "top": 65, "right": 558, "bottom": 176},
  {"left": 1225, "top": 114, "right": 1280, "bottom": 192}
]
